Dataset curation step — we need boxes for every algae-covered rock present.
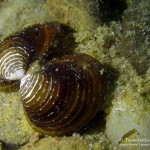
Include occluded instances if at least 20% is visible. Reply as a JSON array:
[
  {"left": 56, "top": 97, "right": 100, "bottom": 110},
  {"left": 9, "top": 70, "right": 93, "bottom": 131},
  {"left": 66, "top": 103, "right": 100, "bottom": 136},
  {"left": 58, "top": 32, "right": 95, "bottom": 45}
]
[
  {"left": 44, "top": 0, "right": 100, "bottom": 31},
  {"left": 0, "top": 87, "right": 34, "bottom": 145},
  {"left": 0, "top": 0, "right": 99, "bottom": 41},
  {"left": 120, "top": 0, "right": 150, "bottom": 75},
  {"left": 20, "top": 133, "right": 111, "bottom": 150},
  {"left": 0, "top": 0, "right": 50, "bottom": 40}
]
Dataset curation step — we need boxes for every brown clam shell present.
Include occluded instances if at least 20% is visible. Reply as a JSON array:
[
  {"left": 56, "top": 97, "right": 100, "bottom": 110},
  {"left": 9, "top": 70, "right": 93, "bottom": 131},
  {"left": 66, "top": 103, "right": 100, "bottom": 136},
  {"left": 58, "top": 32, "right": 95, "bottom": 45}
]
[
  {"left": 0, "top": 22, "right": 60, "bottom": 87},
  {"left": 20, "top": 53, "right": 106, "bottom": 135}
]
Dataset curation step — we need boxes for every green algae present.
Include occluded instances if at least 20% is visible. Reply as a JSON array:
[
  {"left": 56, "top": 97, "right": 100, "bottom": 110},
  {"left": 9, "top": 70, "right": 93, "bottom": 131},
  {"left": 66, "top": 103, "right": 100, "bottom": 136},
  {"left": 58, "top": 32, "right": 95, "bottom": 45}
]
[
  {"left": 120, "top": 0, "right": 150, "bottom": 75},
  {"left": 0, "top": 86, "right": 34, "bottom": 145}
]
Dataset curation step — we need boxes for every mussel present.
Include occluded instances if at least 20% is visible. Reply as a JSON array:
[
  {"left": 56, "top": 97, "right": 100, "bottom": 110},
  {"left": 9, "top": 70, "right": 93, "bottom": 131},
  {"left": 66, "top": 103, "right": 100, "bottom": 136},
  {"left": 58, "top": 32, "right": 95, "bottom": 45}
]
[{"left": 0, "top": 22, "right": 106, "bottom": 135}]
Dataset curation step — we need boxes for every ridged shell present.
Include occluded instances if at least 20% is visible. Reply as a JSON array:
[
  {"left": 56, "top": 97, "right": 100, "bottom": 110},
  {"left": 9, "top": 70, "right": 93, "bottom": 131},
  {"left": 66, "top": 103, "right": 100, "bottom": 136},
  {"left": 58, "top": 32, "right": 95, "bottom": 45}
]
[
  {"left": 20, "top": 54, "right": 106, "bottom": 135},
  {"left": 0, "top": 22, "right": 107, "bottom": 135},
  {"left": 0, "top": 22, "right": 60, "bottom": 87}
]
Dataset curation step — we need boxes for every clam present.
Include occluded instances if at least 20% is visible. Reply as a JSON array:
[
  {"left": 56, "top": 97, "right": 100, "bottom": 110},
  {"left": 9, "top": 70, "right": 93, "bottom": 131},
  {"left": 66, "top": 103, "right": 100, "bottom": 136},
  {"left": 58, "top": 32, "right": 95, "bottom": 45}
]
[
  {"left": 20, "top": 54, "right": 106, "bottom": 135},
  {"left": 0, "top": 22, "right": 106, "bottom": 135},
  {"left": 0, "top": 22, "right": 60, "bottom": 88}
]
